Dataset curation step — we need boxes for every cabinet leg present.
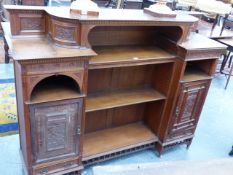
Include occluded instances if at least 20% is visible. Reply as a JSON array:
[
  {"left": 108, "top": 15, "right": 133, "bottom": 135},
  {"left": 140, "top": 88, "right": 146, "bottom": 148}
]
[
  {"left": 229, "top": 146, "right": 233, "bottom": 156},
  {"left": 3, "top": 36, "right": 10, "bottom": 64},
  {"left": 66, "top": 171, "right": 81, "bottom": 175},
  {"left": 156, "top": 143, "right": 164, "bottom": 157},
  {"left": 186, "top": 139, "right": 192, "bottom": 149}
]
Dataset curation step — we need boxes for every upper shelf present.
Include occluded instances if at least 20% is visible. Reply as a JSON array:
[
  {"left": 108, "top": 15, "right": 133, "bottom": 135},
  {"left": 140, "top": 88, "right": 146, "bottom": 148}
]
[
  {"left": 182, "top": 67, "right": 212, "bottom": 82},
  {"left": 89, "top": 45, "right": 176, "bottom": 69},
  {"left": 29, "top": 75, "right": 83, "bottom": 104}
]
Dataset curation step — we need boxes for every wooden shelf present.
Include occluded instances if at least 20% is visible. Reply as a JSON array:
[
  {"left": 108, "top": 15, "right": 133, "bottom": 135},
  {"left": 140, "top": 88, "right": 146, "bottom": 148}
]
[
  {"left": 30, "top": 76, "right": 82, "bottom": 103},
  {"left": 30, "top": 84, "right": 82, "bottom": 103},
  {"left": 86, "top": 87, "right": 166, "bottom": 112},
  {"left": 83, "top": 123, "right": 158, "bottom": 160},
  {"left": 182, "top": 67, "right": 211, "bottom": 82},
  {"left": 89, "top": 45, "right": 176, "bottom": 69}
]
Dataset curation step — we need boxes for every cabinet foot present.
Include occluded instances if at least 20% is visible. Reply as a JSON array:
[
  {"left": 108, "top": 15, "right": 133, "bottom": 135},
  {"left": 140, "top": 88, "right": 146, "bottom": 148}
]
[
  {"left": 66, "top": 171, "right": 81, "bottom": 175},
  {"left": 186, "top": 140, "right": 192, "bottom": 149},
  {"left": 155, "top": 143, "right": 164, "bottom": 157},
  {"left": 156, "top": 138, "right": 193, "bottom": 155}
]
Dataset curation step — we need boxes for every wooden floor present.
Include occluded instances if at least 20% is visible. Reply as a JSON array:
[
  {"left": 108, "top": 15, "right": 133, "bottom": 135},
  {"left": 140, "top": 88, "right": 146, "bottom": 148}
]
[{"left": 83, "top": 123, "right": 158, "bottom": 160}]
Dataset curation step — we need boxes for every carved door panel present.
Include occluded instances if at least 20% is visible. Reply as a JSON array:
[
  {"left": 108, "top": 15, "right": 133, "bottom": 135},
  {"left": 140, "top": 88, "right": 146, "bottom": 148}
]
[
  {"left": 30, "top": 99, "right": 83, "bottom": 164},
  {"left": 21, "top": 0, "right": 44, "bottom": 6},
  {"left": 168, "top": 81, "right": 209, "bottom": 139}
]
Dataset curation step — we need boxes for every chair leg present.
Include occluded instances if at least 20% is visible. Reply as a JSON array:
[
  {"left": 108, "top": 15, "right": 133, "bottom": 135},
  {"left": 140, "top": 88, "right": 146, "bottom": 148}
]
[
  {"left": 211, "top": 14, "right": 219, "bottom": 36},
  {"left": 229, "top": 55, "right": 233, "bottom": 68},
  {"left": 225, "top": 57, "right": 233, "bottom": 89}
]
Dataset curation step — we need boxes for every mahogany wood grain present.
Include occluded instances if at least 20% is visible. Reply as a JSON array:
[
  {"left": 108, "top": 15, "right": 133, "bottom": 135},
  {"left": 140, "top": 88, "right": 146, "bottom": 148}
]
[
  {"left": 8, "top": 37, "right": 96, "bottom": 61},
  {"left": 86, "top": 87, "right": 166, "bottom": 112},
  {"left": 3, "top": 5, "right": 228, "bottom": 174},
  {"left": 83, "top": 123, "right": 158, "bottom": 160},
  {"left": 89, "top": 26, "right": 158, "bottom": 47},
  {"left": 182, "top": 67, "right": 212, "bottom": 82},
  {"left": 89, "top": 45, "right": 175, "bottom": 69},
  {"left": 88, "top": 64, "right": 174, "bottom": 95},
  {"left": 85, "top": 104, "right": 146, "bottom": 133}
]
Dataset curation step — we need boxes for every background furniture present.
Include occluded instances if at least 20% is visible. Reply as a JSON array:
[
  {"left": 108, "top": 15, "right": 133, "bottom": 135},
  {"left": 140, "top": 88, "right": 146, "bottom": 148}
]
[
  {"left": 175, "top": 0, "right": 197, "bottom": 11},
  {"left": 196, "top": 0, "right": 232, "bottom": 36},
  {"left": 4, "top": 5, "right": 226, "bottom": 175},
  {"left": 216, "top": 38, "right": 233, "bottom": 89},
  {"left": 142, "top": 0, "right": 175, "bottom": 9}
]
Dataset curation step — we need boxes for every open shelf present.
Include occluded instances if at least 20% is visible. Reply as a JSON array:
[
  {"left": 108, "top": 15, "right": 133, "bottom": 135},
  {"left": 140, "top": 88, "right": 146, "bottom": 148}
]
[
  {"left": 182, "top": 67, "right": 212, "bottom": 82},
  {"left": 83, "top": 122, "right": 158, "bottom": 160},
  {"left": 86, "top": 87, "right": 166, "bottom": 112},
  {"left": 89, "top": 45, "right": 176, "bottom": 69},
  {"left": 30, "top": 75, "right": 81, "bottom": 103}
]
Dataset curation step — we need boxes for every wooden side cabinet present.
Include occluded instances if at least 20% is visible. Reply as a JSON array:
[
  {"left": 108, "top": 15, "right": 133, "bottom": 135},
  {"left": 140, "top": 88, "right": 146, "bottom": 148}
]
[
  {"left": 164, "top": 80, "right": 210, "bottom": 150},
  {"left": 30, "top": 99, "right": 83, "bottom": 164}
]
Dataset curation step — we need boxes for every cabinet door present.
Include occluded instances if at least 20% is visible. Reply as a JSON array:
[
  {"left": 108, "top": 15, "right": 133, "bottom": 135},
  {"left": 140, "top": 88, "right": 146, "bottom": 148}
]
[
  {"left": 168, "top": 81, "right": 209, "bottom": 140},
  {"left": 22, "top": 0, "right": 44, "bottom": 5},
  {"left": 30, "top": 99, "right": 83, "bottom": 164}
]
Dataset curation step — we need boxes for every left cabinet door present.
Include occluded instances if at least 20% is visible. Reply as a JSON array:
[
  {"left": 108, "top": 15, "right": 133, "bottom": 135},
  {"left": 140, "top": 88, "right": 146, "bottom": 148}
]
[
  {"left": 30, "top": 99, "right": 83, "bottom": 164},
  {"left": 21, "top": 0, "right": 45, "bottom": 6}
]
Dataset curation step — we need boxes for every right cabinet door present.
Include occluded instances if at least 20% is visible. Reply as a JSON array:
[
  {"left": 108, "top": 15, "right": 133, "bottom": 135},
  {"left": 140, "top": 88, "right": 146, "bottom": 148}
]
[{"left": 168, "top": 80, "right": 210, "bottom": 141}]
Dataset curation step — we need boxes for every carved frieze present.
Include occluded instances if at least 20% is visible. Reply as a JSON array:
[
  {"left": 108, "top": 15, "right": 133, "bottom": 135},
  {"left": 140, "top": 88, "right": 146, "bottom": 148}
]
[{"left": 22, "top": 60, "right": 85, "bottom": 75}]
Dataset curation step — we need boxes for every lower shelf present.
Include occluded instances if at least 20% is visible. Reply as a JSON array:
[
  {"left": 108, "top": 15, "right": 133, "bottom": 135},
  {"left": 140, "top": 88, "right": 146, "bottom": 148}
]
[{"left": 83, "top": 123, "right": 158, "bottom": 161}]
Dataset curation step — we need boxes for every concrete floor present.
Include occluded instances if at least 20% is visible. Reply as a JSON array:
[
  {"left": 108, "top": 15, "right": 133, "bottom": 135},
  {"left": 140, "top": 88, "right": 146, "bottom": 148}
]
[{"left": 0, "top": 62, "right": 233, "bottom": 175}]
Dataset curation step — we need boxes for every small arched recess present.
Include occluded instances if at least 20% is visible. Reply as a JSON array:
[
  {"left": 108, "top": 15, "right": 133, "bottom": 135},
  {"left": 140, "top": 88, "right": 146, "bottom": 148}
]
[{"left": 30, "top": 75, "right": 81, "bottom": 102}]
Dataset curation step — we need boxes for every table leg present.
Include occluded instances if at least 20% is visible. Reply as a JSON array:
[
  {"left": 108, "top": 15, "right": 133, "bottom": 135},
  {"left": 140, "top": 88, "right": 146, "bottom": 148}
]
[
  {"left": 225, "top": 55, "right": 233, "bottom": 89},
  {"left": 210, "top": 14, "right": 219, "bottom": 37},
  {"left": 220, "top": 14, "right": 229, "bottom": 36}
]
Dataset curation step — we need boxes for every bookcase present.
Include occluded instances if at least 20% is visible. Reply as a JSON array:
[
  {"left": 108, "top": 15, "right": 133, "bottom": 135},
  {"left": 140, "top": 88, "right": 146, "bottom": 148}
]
[{"left": 4, "top": 5, "right": 226, "bottom": 175}]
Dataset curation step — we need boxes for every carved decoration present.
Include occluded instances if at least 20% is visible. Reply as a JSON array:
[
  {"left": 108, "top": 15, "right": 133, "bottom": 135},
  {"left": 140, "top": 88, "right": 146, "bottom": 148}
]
[
  {"left": 55, "top": 25, "right": 75, "bottom": 42},
  {"left": 31, "top": 102, "right": 81, "bottom": 163},
  {"left": 47, "top": 115, "right": 66, "bottom": 151},
  {"left": 182, "top": 93, "right": 197, "bottom": 121},
  {"left": 20, "top": 57, "right": 89, "bottom": 65},
  {"left": 167, "top": 81, "right": 208, "bottom": 143},
  {"left": 22, "top": 61, "right": 85, "bottom": 75},
  {"left": 20, "top": 17, "right": 43, "bottom": 31},
  {"left": 185, "top": 49, "right": 224, "bottom": 60}
]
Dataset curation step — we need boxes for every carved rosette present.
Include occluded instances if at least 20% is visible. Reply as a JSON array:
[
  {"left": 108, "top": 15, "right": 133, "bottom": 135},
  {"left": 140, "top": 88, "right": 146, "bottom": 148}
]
[
  {"left": 51, "top": 19, "right": 80, "bottom": 46},
  {"left": 55, "top": 25, "right": 75, "bottom": 42}
]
